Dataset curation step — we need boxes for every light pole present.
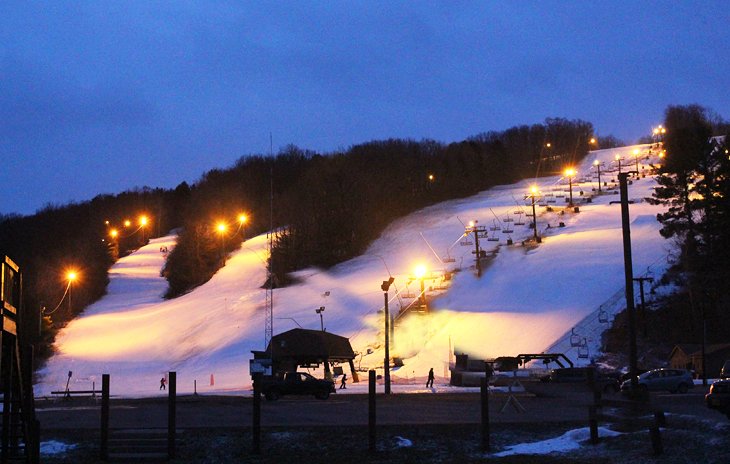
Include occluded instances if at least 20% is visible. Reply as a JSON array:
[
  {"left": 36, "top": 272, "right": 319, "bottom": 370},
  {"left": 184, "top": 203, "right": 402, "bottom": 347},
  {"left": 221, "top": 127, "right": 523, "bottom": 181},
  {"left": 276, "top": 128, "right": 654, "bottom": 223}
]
[
  {"left": 381, "top": 277, "right": 394, "bottom": 395},
  {"left": 593, "top": 160, "right": 603, "bottom": 193},
  {"left": 139, "top": 215, "right": 149, "bottom": 244},
  {"left": 526, "top": 185, "right": 541, "bottom": 243},
  {"left": 238, "top": 214, "right": 248, "bottom": 241},
  {"left": 633, "top": 149, "right": 641, "bottom": 176},
  {"left": 615, "top": 154, "right": 623, "bottom": 176},
  {"left": 564, "top": 167, "right": 576, "bottom": 206},
  {"left": 414, "top": 264, "right": 427, "bottom": 310},
  {"left": 66, "top": 271, "right": 77, "bottom": 316},
  {"left": 216, "top": 222, "right": 227, "bottom": 258},
  {"left": 315, "top": 306, "right": 325, "bottom": 331}
]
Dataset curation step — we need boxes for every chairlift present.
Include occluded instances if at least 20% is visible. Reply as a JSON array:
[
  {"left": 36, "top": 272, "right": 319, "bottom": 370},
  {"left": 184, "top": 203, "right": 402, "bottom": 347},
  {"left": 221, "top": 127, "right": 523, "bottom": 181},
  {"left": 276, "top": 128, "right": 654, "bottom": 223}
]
[
  {"left": 487, "top": 236, "right": 499, "bottom": 242},
  {"left": 538, "top": 202, "right": 548, "bottom": 207},
  {"left": 503, "top": 215, "right": 514, "bottom": 223},
  {"left": 547, "top": 198, "right": 557, "bottom": 204},
  {"left": 598, "top": 309, "right": 609, "bottom": 324},
  {"left": 502, "top": 228, "right": 514, "bottom": 234},
  {"left": 570, "top": 328, "right": 581, "bottom": 347},
  {"left": 442, "top": 257, "right": 456, "bottom": 263},
  {"left": 556, "top": 193, "right": 566, "bottom": 198},
  {"left": 578, "top": 339, "right": 589, "bottom": 359},
  {"left": 460, "top": 240, "right": 474, "bottom": 246}
]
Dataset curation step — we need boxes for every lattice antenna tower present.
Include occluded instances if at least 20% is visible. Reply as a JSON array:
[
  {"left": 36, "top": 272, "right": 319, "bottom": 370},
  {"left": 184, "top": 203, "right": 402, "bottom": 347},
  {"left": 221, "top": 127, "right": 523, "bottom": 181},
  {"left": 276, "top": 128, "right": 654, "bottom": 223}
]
[{"left": 264, "top": 133, "right": 274, "bottom": 349}]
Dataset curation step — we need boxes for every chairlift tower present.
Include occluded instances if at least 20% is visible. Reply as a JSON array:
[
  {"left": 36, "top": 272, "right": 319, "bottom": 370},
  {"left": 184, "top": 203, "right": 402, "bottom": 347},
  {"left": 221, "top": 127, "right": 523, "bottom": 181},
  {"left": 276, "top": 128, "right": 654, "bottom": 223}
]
[{"left": 464, "top": 221, "right": 488, "bottom": 277}]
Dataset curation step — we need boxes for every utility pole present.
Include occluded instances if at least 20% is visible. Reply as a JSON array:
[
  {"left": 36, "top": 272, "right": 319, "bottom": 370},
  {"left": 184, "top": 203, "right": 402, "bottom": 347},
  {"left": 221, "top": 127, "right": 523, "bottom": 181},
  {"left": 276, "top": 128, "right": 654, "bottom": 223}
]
[
  {"left": 381, "top": 277, "right": 394, "bottom": 395},
  {"left": 619, "top": 172, "right": 639, "bottom": 393},
  {"left": 633, "top": 277, "right": 653, "bottom": 338}
]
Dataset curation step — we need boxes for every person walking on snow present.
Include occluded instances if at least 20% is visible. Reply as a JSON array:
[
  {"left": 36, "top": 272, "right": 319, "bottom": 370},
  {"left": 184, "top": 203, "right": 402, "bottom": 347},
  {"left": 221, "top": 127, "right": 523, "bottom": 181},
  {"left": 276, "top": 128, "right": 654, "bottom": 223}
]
[
  {"left": 160, "top": 377, "right": 166, "bottom": 390},
  {"left": 340, "top": 373, "right": 347, "bottom": 389},
  {"left": 426, "top": 368, "right": 434, "bottom": 388}
]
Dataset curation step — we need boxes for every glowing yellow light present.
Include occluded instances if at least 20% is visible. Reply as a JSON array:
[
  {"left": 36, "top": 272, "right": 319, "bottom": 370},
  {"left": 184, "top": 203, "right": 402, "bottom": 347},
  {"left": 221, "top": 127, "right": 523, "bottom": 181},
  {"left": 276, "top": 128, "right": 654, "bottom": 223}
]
[
  {"left": 633, "top": 149, "right": 640, "bottom": 156},
  {"left": 414, "top": 264, "right": 427, "bottom": 279},
  {"left": 615, "top": 154, "right": 621, "bottom": 161},
  {"left": 546, "top": 143, "right": 551, "bottom": 148},
  {"left": 104, "top": 220, "right": 110, "bottom": 225},
  {"left": 593, "top": 159, "right": 599, "bottom": 166},
  {"left": 564, "top": 167, "right": 576, "bottom": 177},
  {"left": 529, "top": 185, "right": 539, "bottom": 195},
  {"left": 67, "top": 271, "right": 77, "bottom": 282},
  {"left": 468, "top": 220, "right": 475, "bottom": 228},
  {"left": 661, "top": 128, "right": 666, "bottom": 134},
  {"left": 216, "top": 222, "right": 227, "bottom": 233},
  {"left": 109, "top": 229, "right": 118, "bottom": 238},
  {"left": 139, "top": 215, "right": 149, "bottom": 226},
  {"left": 428, "top": 174, "right": 435, "bottom": 181},
  {"left": 659, "top": 152, "right": 665, "bottom": 159},
  {"left": 124, "top": 219, "right": 131, "bottom": 227},
  {"left": 589, "top": 138, "right": 596, "bottom": 144},
  {"left": 238, "top": 214, "right": 248, "bottom": 224}
]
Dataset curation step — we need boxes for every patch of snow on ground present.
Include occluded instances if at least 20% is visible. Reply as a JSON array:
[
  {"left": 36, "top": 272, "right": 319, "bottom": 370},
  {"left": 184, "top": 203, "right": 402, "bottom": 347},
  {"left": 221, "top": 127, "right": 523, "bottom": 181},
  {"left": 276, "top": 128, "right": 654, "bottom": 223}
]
[
  {"left": 394, "top": 436, "right": 413, "bottom": 447},
  {"left": 40, "top": 440, "right": 77, "bottom": 455},
  {"left": 494, "top": 427, "right": 622, "bottom": 457}
]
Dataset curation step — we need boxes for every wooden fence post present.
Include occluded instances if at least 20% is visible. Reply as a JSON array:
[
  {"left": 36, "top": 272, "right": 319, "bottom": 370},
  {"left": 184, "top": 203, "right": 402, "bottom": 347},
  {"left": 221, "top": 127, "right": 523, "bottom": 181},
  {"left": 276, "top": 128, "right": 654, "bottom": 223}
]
[
  {"left": 100, "top": 374, "right": 109, "bottom": 461},
  {"left": 167, "top": 371, "right": 176, "bottom": 460},
  {"left": 252, "top": 373, "right": 261, "bottom": 455},
  {"left": 368, "top": 370, "right": 376, "bottom": 453},
  {"left": 481, "top": 376, "right": 490, "bottom": 451}
]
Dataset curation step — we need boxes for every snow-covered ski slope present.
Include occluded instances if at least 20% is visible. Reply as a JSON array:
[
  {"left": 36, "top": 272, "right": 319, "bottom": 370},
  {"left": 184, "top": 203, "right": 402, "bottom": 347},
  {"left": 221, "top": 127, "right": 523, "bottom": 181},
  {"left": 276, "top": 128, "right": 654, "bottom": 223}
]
[{"left": 37, "top": 144, "right": 671, "bottom": 397}]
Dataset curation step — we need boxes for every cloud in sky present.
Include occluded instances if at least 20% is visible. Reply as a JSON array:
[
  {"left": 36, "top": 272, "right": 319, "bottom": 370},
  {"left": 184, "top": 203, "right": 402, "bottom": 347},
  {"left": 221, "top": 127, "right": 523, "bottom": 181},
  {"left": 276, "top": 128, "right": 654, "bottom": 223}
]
[{"left": 1, "top": 1, "right": 729, "bottom": 215}]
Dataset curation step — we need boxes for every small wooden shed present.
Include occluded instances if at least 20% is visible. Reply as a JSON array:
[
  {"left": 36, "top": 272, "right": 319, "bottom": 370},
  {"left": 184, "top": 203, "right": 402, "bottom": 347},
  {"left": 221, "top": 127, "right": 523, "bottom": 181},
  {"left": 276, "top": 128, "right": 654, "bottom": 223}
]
[{"left": 668, "top": 343, "right": 730, "bottom": 378}]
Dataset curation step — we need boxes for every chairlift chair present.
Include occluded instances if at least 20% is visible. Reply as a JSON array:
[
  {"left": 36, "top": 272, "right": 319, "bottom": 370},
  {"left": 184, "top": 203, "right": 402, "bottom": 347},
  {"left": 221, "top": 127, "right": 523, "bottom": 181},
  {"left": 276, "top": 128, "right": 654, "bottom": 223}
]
[
  {"left": 578, "top": 339, "right": 589, "bottom": 359},
  {"left": 502, "top": 227, "right": 514, "bottom": 234},
  {"left": 598, "top": 310, "right": 609, "bottom": 324},
  {"left": 570, "top": 328, "right": 581, "bottom": 347}
]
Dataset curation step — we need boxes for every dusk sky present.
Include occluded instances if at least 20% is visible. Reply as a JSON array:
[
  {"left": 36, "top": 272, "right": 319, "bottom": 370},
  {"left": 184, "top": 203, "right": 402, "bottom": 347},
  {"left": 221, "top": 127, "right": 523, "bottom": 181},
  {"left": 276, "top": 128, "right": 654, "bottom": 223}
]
[{"left": 2, "top": 1, "right": 729, "bottom": 216}]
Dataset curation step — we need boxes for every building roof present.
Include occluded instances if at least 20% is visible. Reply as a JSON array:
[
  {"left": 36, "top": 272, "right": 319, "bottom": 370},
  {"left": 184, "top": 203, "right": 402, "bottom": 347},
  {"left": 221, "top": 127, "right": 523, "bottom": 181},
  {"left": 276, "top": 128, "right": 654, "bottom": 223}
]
[
  {"left": 670, "top": 343, "right": 730, "bottom": 358},
  {"left": 257, "top": 328, "right": 355, "bottom": 362}
]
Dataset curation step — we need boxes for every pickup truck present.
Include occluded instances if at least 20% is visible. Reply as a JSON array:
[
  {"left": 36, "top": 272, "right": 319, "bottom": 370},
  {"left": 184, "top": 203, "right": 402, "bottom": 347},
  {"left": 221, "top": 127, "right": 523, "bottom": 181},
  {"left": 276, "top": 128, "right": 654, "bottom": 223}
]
[{"left": 259, "top": 372, "right": 336, "bottom": 401}]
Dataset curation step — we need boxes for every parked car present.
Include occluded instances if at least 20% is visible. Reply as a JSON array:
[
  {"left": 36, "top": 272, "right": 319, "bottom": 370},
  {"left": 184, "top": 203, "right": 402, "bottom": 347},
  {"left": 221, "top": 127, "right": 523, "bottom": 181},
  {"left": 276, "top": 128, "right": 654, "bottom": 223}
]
[
  {"left": 540, "top": 367, "right": 620, "bottom": 393},
  {"left": 705, "top": 379, "right": 730, "bottom": 418},
  {"left": 260, "top": 371, "right": 336, "bottom": 401},
  {"left": 620, "top": 368, "right": 694, "bottom": 394},
  {"left": 721, "top": 360, "right": 730, "bottom": 379}
]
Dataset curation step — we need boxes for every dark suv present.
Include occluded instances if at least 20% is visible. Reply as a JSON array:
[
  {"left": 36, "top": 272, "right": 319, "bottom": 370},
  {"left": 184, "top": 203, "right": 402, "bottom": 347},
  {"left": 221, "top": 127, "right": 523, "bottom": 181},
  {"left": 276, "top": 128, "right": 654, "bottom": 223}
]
[
  {"left": 260, "top": 372, "right": 336, "bottom": 401},
  {"left": 541, "top": 367, "right": 620, "bottom": 393},
  {"left": 706, "top": 379, "right": 730, "bottom": 419}
]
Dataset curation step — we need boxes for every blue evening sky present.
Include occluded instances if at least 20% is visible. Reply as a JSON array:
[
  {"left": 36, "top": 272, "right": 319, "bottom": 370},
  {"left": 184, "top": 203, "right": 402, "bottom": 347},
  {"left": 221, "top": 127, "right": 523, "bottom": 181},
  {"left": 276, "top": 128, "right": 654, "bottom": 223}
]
[{"left": 2, "top": 1, "right": 728, "bottom": 215}]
